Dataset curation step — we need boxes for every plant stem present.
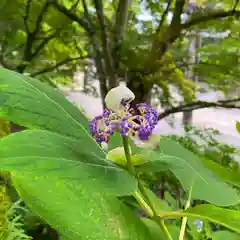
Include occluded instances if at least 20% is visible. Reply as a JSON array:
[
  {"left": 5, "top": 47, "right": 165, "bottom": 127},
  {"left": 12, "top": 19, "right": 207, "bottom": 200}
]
[
  {"left": 122, "top": 136, "right": 173, "bottom": 240},
  {"left": 179, "top": 186, "right": 193, "bottom": 240},
  {"left": 160, "top": 219, "right": 172, "bottom": 240},
  {"left": 132, "top": 191, "right": 154, "bottom": 217},
  {"left": 122, "top": 136, "right": 135, "bottom": 175}
]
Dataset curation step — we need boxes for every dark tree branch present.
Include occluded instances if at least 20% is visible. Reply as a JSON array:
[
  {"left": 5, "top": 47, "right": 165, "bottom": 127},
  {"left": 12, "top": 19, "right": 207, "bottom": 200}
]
[
  {"left": 170, "top": 0, "right": 185, "bottom": 28},
  {"left": 31, "top": 29, "right": 61, "bottom": 59},
  {"left": 156, "top": 0, "right": 172, "bottom": 33},
  {"left": 23, "top": 0, "right": 32, "bottom": 33},
  {"left": 52, "top": 1, "right": 90, "bottom": 32},
  {"left": 146, "top": 4, "right": 240, "bottom": 77},
  {"left": 0, "top": 32, "right": 12, "bottom": 69},
  {"left": 18, "top": 0, "right": 52, "bottom": 72},
  {"left": 158, "top": 98, "right": 240, "bottom": 120},
  {"left": 182, "top": 10, "right": 240, "bottom": 29},
  {"left": 70, "top": 0, "right": 81, "bottom": 10},
  {"left": 233, "top": 0, "right": 239, "bottom": 10},
  {"left": 32, "top": 1, "right": 51, "bottom": 36},
  {"left": 93, "top": 0, "right": 116, "bottom": 88},
  {"left": 30, "top": 55, "right": 87, "bottom": 77}
]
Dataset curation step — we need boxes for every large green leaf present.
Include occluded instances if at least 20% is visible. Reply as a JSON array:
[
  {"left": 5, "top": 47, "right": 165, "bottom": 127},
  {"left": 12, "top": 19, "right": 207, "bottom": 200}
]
[
  {"left": 162, "top": 204, "right": 240, "bottom": 234},
  {"left": 212, "top": 230, "right": 240, "bottom": 240},
  {"left": 141, "top": 138, "right": 240, "bottom": 206},
  {"left": 0, "top": 130, "right": 137, "bottom": 196},
  {"left": 141, "top": 218, "right": 191, "bottom": 240},
  {"left": 0, "top": 68, "right": 92, "bottom": 141},
  {"left": 143, "top": 187, "right": 171, "bottom": 214},
  {"left": 201, "top": 158, "right": 240, "bottom": 188},
  {"left": 108, "top": 132, "right": 123, "bottom": 151},
  {"left": 12, "top": 174, "right": 152, "bottom": 240}
]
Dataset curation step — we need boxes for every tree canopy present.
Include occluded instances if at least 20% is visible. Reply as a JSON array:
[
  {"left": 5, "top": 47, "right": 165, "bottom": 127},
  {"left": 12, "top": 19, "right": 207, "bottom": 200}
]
[{"left": 0, "top": 0, "right": 240, "bottom": 117}]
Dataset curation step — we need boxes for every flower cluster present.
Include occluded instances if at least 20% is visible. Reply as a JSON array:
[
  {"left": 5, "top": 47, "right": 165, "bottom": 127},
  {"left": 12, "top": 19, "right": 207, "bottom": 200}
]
[{"left": 89, "top": 86, "right": 158, "bottom": 143}]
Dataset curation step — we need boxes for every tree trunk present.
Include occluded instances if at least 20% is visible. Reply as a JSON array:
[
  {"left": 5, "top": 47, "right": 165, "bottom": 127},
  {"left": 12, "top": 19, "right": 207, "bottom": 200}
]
[
  {"left": 94, "top": 56, "right": 108, "bottom": 108},
  {"left": 182, "top": 31, "right": 202, "bottom": 125},
  {"left": 127, "top": 72, "right": 152, "bottom": 107}
]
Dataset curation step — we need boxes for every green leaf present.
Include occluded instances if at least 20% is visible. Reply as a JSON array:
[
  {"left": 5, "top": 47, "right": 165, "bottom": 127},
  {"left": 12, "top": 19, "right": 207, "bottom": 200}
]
[
  {"left": 163, "top": 204, "right": 240, "bottom": 234},
  {"left": 143, "top": 188, "right": 171, "bottom": 214},
  {"left": 0, "top": 0, "right": 5, "bottom": 10},
  {"left": 164, "top": 191, "right": 178, "bottom": 209},
  {"left": 142, "top": 138, "right": 240, "bottom": 206},
  {"left": 141, "top": 218, "right": 191, "bottom": 240},
  {"left": 12, "top": 174, "right": 152, "bottom": 240},
  {"left": 0, "top": 68, "right": 91, "bottom": 140},
  {"left": 236, "top": 121, "right": 240, "bottom": 135},
  {"left": 201, "top": 158, "right": 240, "bottom": 188},
  {"left": 212, "top": 230, "right": 240, "bottom": 240},
  {"left": 108, "top": 132, "right": 122, "bottom": 151},
  {"left": 0, "top": 130, "right": 137, "bottom": 196}
]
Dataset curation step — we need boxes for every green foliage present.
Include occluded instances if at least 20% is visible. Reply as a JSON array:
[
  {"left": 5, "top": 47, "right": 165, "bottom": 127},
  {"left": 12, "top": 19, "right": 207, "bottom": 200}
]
[
  {"left": 0, "top": 0, "right": 240, "bottom": 239},
  {"left": 139, "top": 138, "right": 239, "bottom": 206},
  {"left": 2, "top": 0, "right": 240, "bottom": 107},
  {"left": 0, "top": 130, "right": 136, "bottom": 196},
  {"left": 0, "top": 0, "right": 87, "bottom": 84},
  {"left": 0, "top": 68, "right": 90, "bottom": 139},
  {"left": 172, "top": 204, "right": 240, "bottom": 234},
  {"left": 201, "top": 158, "right": 240, "bottom": 188},
  {"left": 12, "top": 174, "right": 150, "bottom": 240},
  {"left": 212, "top": 230, "right": 240, "bottom": 240},
  {"left": 0, "top": 185, "right": 31, "bottom": 240},
  {"left": 0, "top": 68, "right": 239, "bottom": 239}
]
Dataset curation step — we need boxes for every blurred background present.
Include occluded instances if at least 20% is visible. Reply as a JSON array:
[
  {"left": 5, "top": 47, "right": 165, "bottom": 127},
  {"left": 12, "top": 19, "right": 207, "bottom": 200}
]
[
  {"left": 1, "top": 0, "right": 239, "bottom": 147},
  {"left": 0, "top": 0, "right": 240, "bottom": 238}
]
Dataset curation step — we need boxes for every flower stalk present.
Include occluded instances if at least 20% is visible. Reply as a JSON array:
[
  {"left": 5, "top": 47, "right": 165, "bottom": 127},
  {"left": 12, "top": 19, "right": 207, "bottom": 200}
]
[
  {"left": 179, "top": 185, "right": 193, "bottom": 240},
  {"left": 89, "top": 86, "right": 171, "bottom": 239},
  {"left": 122, "top": 136, "right": 135, "bottom": 175},
  {"left": 122, "top": 135, "right": 173, "bottom": 240}
]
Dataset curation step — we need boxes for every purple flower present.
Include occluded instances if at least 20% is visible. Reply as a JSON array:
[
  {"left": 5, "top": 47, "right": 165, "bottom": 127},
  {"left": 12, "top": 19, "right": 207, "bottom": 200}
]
[{"left": 89, "top": 102, "right": 158, "bottom": 143}]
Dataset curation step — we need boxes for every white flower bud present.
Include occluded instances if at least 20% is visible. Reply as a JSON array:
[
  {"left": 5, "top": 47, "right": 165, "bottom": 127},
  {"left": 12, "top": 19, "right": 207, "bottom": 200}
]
[
  {"left": 101, "top": 142, "right": 108, "bottom": 151},
  {"left": 105, "top": 85, "right": 135, "bottom": 111}
]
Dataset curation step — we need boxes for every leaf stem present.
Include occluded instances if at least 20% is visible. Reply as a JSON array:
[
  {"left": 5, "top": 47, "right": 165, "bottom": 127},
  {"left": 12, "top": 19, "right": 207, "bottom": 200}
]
[
  {"left": 122, "top": 136, "right": 173, "bottom": 240},
  {"left": 132, "top": 191, "right": 154, "bottom": 217},
  {"left": 122, "top": 136, "right": 135, "bottom": 175},
  {"left": 179, "top": 186, "right": 193, "bottom": 240}
]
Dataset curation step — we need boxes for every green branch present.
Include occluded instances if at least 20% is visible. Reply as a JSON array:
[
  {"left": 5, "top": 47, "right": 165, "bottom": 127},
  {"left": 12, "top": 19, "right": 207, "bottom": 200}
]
[{"left": 179, "top": 186, "right": 193, "bottom": 240}]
